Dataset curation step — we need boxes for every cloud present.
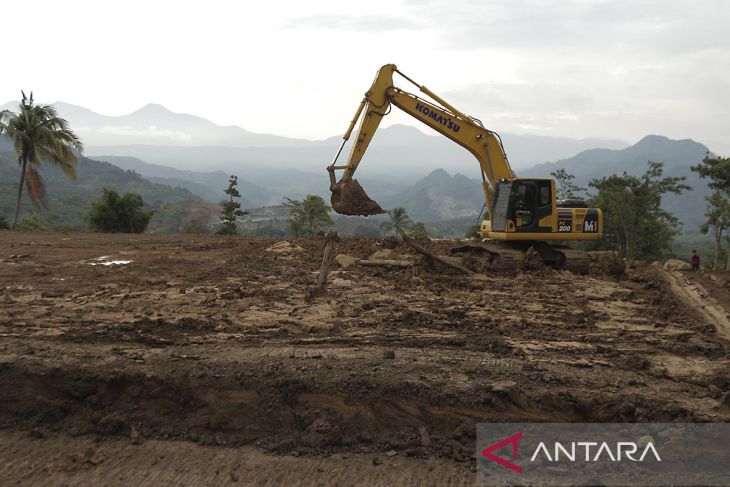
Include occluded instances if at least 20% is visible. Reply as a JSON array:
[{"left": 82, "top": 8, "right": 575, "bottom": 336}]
[
  {"left": 284, "top": 14, "right": 422, "bottom": 32},
  {"left": 397, "top": 0, "right": 730, "bottom": 56}
]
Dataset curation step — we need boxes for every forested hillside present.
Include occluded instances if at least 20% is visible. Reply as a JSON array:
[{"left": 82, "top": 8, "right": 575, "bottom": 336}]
[{"left": 0, "top": 147, "right": 201, "bottom": 231}]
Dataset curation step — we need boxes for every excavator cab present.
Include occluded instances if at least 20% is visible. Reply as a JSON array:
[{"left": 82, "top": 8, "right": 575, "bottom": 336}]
[
  {"left": 484, "top": 178, "right": 602, "bottom": 241},
  {"left": 490, "top": 179, "right": 553, "bottom": 233}
]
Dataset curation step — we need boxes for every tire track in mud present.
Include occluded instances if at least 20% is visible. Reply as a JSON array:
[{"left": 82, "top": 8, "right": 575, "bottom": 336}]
[{"left": 663, "top": 269, "right": 730, "bottom": 340}]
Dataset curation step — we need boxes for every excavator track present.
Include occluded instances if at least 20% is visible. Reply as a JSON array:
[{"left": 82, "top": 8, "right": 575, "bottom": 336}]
[
  {"left": 450, "top": 241, "right": 593, "bottom": 274},
  {"left": 450, "top": 242, "right": 526, "bottom": 273},
  {"left": 535, "top": 244, "right": 591, "bottom": 274}
]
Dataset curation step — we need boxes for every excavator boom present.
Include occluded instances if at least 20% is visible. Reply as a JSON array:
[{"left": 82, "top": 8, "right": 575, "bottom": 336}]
[{"left": 328, "top": 64, "right": 514, "bottom": 218}]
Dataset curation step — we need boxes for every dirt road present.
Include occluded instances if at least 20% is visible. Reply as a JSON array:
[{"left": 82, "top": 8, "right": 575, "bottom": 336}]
[{"left": 1, "top": 232, "right": 728, "bottom": 485}]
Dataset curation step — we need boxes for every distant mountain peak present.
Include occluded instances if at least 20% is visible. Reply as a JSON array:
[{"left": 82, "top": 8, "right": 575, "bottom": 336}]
[
  {"left": 132, "top": 103, "right": 174, "bottom": 115},
  {"left": 633, "top": 134, "right": 678, "bottom": 150},
  {"left": 636, "top": 134, "right": 670, "bottom": 144},
  {"left": 631, "top": 134, "right": 707, "bottom": 155},
  {"left": 426, "top": 168, "right": 450, "bottom": 178}
]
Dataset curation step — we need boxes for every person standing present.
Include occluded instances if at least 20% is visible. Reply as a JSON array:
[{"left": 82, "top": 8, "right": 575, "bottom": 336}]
[{"left": 690, "top": 250, "right": 701, "bottom": 271}]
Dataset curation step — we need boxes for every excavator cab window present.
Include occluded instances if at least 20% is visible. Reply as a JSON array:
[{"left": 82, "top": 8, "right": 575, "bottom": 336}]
[
  {"left": 508, "top": 180, "right": 552, "bottom": 229},
  {"left": 509, "top": 181, "right": 536, "bottom": 227},
  {"left": 538, "top": 183, "right": 551, "bottom": 207}
]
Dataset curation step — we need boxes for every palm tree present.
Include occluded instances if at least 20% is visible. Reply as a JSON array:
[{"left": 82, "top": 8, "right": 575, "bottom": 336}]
[
  {"left": 0, "top": 92, "right": 83, "bottom": 229},
  {"left": 380, "top": 207, "right": 413, "bottom": 239},
  {"left": 286, "top": 195, "right": 334, "bottom": 237}
]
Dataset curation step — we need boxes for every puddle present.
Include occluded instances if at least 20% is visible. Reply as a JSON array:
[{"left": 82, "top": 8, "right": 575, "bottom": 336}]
[{"left": 84, "top": 256, "right": 133, "bottom": 266}]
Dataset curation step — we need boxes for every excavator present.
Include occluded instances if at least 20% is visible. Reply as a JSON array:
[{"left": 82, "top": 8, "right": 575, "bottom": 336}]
[{"left": 326, "top": 64, "right": 604, "bottom": 273}]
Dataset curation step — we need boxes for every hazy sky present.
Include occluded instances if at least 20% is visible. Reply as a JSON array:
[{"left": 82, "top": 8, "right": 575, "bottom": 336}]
[{"left": 3, "top": 0, "right": 729, "bottom": 153}]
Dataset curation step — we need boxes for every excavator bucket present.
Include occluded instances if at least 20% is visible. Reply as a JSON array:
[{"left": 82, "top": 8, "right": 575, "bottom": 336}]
[{"left": 330, "top": 179, "right": 386, "bottom": 216}]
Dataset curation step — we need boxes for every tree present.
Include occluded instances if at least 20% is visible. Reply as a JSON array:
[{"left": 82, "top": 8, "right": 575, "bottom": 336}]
[
  {"left": 217, "top": 175, "right": 247, "bottom": 235},
  {"left": 87, "top": 189, "right": 153, "bottom": 233},
  {"left": 692, "top": 153, "right": 730, "bottom": 192},
  {"left": 287, "top": 195, "right": 334, "bottom": 237},
  {"left": 587, "top": 161, "right": 690, "bottom": 260},
  {"left": 550, "top": 168, "right": 585, "bottom": 200},
  {"left": 380, "top": 207, "right": 413, "bottom": 239},
  {"left": 700, "top": 191, "right": 730, "bottom": 269},
  {"left": 0, "top": 92, "right": 83, "bottom": 229},
  {"left": 691, "top": 153, "right": 730, "bottom": 269},
  {"left": 409, "top": 221, "right": 429, "bottom": 238}
]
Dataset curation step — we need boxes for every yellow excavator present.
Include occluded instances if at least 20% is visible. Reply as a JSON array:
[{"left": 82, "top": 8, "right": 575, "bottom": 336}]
[{"left": 327, "top": 64, "right": 604, "bottom": 272}]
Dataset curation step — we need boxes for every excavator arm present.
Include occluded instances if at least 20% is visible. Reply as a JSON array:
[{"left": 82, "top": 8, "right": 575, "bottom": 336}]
[{"left": 327, "top": 64, "right": 515, "bottom": 218}]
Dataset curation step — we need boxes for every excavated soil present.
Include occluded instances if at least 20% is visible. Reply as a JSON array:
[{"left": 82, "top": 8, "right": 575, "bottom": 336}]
[
  {"left": 330, "top": 179, "right": 386, "bottom": 216},
  {"left": 0, "top": 232, "right": 729, "bottom": 485}
]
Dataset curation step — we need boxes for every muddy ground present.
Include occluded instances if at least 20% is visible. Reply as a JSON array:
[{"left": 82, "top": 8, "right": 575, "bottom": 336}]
[{"left": 0, "top": 232, "right": 729, "bottom": 485}]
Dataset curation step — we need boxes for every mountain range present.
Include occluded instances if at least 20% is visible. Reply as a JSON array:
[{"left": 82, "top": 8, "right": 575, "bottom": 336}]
[
  {"left": 90, "top": 134, "right": 711, "bottom": 232},
  {"left": 0, "top": 100, "right": 715, "bottom": 236},
  {"left": 522, "top": 135, "right": 711, "bottom": 232},
  {"left": 1, "top": 100, "right": 628, "bottom": 175}
]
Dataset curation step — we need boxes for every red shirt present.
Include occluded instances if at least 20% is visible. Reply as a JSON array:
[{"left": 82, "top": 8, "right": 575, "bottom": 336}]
[{"left": 690, "top": 253, "right": 700, "bottom": 265}]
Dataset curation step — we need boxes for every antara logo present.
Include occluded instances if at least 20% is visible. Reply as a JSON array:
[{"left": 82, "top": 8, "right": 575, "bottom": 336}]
[
  {"left": 481, "top": 433, "right": 661, "bottom": 474},
  {"left": 481, "top": 432, "right": 524, "bottom": 474},
  {"left": 415, "top": 102, "right": 461, "bottom": 133}
]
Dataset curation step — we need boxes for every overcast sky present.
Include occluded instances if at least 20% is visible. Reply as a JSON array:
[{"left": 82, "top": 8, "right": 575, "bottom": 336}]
[{"left": 3, "top": 0, "right": 729, "bottom": 153}]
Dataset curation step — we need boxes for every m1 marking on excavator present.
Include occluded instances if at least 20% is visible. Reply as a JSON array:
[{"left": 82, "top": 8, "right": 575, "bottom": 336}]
[
  {"left": 415, "top": 103, "right": 461, "bottom": 133},
  {"left": 583, "top": 210, "right": 599, "bottom": 233}
]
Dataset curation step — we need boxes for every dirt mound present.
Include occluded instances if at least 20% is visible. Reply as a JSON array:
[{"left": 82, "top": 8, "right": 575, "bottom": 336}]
[
  {"left": 266, "top": 241, "right": 304, "bottom": 254},
  {"left": 330, "top": 179, "right": 385, "bottom": 216},
  {"left": 664, "top": 258, "right": 691, "bottom": 271},
  {"left": 369, "top": 249, "right": 403, "bottom": 260},
  {"left": 589, "top": 251, "right": 625, "bottom": 276}
]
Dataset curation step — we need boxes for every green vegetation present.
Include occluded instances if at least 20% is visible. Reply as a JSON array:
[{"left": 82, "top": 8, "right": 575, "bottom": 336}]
[
  {"left": 0, "top": 92, "right": 83, "bottom": 229},
  {"left": 86, "top": 189, "right": 153, "bottom": 233},
  {"left": 692, "top": 154, "right": 730, "bottom": 192},
  {"left": 0, "top": 215, "right": 8, "bottom": 230},
  {"left": 464, "top": 224, "right": 481, "bottom": 239},
  {"left": 409, "top": 221, "right": 428, "bottom": 238},
  {"left": 378, "top": 208, "right": 428, "bottom": 239},
  {"left": 672, "top": 232, "right": 714, "bottom": 264},
  {"left": 699, "top": 191, "right": 730, "bottom": 269},
  {"left": 17, "top": 214, "right": 49, "bottom": 232},
  {"left": 0, "top": 149, "right": 199, "bottom": 231},
  {"left": 587, "top": 161, "right": 690, "bottom": 260},
  {"left": 690, "top": 154, "right": 730, "bottom": 269},
  {"left": 550, "top": 168, "right": 585, "bottom": 200},
  {"left": 181, "top": 219, "right": 210, "bottom": 235},
  {"left": 287, "top": 195, "right": 334, "bottom": 237},
  {"left": 145, "top": 202, "right": 215, "bottom": 234},
  {"left": 217, "top": 175, "right": 247, "bottom": 235},
  {"left": 380, "top": 207, "right": 413, "bottom": 239}
]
